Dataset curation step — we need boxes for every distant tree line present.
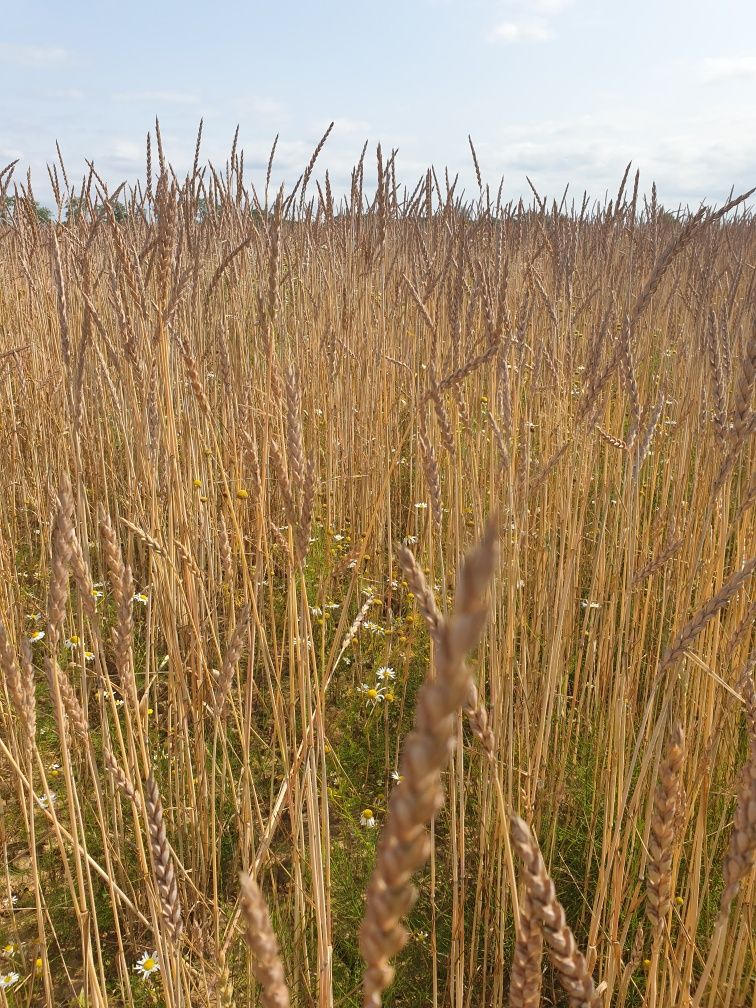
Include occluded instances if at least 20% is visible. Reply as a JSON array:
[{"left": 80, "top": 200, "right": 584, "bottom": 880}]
[{"left": 0, "top": 194, "right": 128, "bottom": 225}]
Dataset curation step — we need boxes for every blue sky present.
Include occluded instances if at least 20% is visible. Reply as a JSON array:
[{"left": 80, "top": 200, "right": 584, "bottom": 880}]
[{"left": 2, "top": 0, "right": 755, "bottom": 209}]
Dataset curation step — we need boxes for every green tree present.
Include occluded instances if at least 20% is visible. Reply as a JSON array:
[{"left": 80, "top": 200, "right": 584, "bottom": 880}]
[
  {"left": 108, "top": 200, "right": 128, "bottom": 223},
  {"left": 0, "top": 196, "right": 51, "bottom": 224},
  {"left": 65, "top": 195, "right": 85, "bottom": 223},
  {"left": 35, "top": 202, "right": 53, "bottom": 224}
]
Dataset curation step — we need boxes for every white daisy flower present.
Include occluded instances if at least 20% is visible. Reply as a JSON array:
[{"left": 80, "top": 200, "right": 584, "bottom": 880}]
[
  {"left": 1, "top": 943, "right": 17, "bottom": 956},
  {"left": 390, "top": 771, "right": 403, "bottom": 783},
  {"left": 403, "top": 536, "right": 418, "bottom": 546},
  {"left": 36, "top": 791, "right": 57, "bottom": 810},
  {"left": 134, "top": 950, "right": 160, "bottom": 979},
  {"left": 29, "top": 631, "right": 45, "bottom": 643},
  {"left": 376, "top": 666, "right": 395, "bottom": 681},
  {"left": 309, "top": 606, "right": 323, "bottom": 617},
  {"left": 414, "top": 502, "right": 428, "bottom": 510},
  {"left": 133, "top": 592, "right": 149, "bottom": 605},
  {"left": 0, "top": 971, "right": 20, "bottom": 990},
  {"left": 84, "top": 651, "right": 95, "bottom": 662},
  {"left": 358, "top": 683, "right": 385, "bottom": 706},
  {"left": 333, "top": 533, "right": 344, "bottom": 542},
  {"left": 362, "top": 621, "right": 385, "bottom": 636},
  {"left": 360, "top": 809, "right": 376, "bottom": 828}
]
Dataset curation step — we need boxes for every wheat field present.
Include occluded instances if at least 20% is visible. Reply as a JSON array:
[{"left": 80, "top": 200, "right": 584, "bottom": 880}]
[{"left": 0, "top": 129, "right": 754, "bottom": 1008}]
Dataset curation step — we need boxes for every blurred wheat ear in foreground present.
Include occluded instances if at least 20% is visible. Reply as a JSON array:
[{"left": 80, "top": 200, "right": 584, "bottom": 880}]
[{"left": 0, "top": 130, "right": 754, "bottom": 1007}]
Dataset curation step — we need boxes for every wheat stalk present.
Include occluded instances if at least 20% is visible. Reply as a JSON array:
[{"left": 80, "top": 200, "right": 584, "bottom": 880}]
[{"left": 359, "top": 519, "right": 498, "bottom": 1007}]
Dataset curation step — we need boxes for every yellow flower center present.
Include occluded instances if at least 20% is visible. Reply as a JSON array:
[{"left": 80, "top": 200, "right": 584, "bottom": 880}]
[
  {"left": 362, "top": 809, "right": 373, "bottom": 819},
  {"left": 367, "top": 688, "right": 378, "bottom": 699},
  {"left": 143, "top": 957, "right": 156, "bottom": 970}
]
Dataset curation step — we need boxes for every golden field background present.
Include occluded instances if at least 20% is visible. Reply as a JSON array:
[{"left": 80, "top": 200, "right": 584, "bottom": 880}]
[{"left": 0, "top": 135, "right": 754, "bottom": 1007}]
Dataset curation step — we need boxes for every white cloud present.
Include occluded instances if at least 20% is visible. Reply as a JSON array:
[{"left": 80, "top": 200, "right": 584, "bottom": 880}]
[
  {"left": 528, "top": 0, "right": 573, "bottom": 11},
  {"left": 229, "top": 96, "right": 289, "bottom": 123},
  {"left": 0, "top": 43, "right": 68, "bottom": 67},
  {"left": 112, "top": 140, "right": 143, "bottom": 161},
  {"left": 479, "top": 110, "right": 756, "bottom": 207},
  {"left": 113, "top": 91, "right": 199, "bottom": 104},
  {"left": 701, "top": 56, "right": 756, "bottom": 83},
  {"left": 331, "top": 117, "right": 371, "bottom": 135},
  {"left": 489, "top": 18, "right": 552, "bottom": 42},
  {"left": 488, "top": 0, "right": 573, "bottom": 43}
]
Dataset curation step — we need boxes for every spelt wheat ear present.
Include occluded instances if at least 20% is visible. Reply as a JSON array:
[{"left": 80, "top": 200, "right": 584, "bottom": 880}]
[
  {"left": 510, "top": 816, "right": 600, "bottom": 1008},
  {"left": 646, "top": 724, "right": 685, "bottom": 930},
  {"left": 46, "top": 473, "right": 76, "bottom": 651},
  {"left": 395, "top": 543, "right": 442, "bottom": 642},
  {"left": 0, "top": 619, "right": 35, "bottom": 746},
  {"left": 508, "top": 889, "right": 544, "bottom": 1008},
  {"left": 103, "top": 747, "right": 140, "bottom": 809},
  {"left": 214, "top": 605, "right": 250, "bottom": 715},
  {"left": 216, "top": 943, "right": 236, "bottom": 1008},
  {"left": 659, "top": 559, "right": 755, "bottom": 671},
  {"left": 144, "top": 775, "right": 183, "bottom": 942},
  {"left": 719, "top": 674, "right": 756, "bottom": 917},
  {"left": 359, "top": 518, "right": 499, "bottom": 1008},
  {"left": 463, "top": 680, "right": 496, "bottom": 760},
  {"left": 238, "top": 872, "right": 291, "bottom": 1008},
  {"left": 98, "top": 505, "right": 136, "bottom": 701}
]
